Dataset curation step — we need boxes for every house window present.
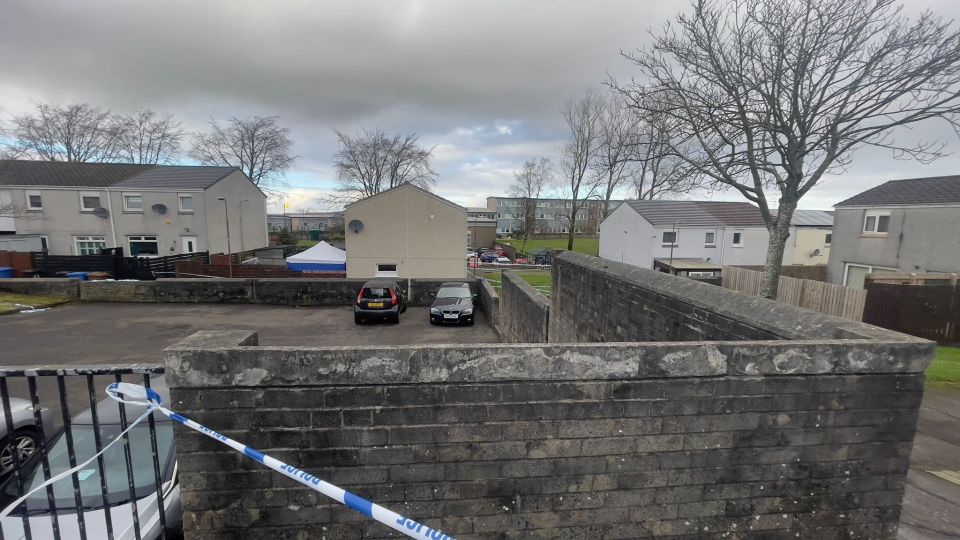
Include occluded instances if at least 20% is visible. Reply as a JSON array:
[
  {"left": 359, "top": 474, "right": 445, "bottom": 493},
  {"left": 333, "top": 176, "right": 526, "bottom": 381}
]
[
  {"left": 704, "top": 231, "right": 716, "bottom": 247},
  {"left": 128, "top": 235, "right": 159, "bottom": 256},
  {"left": 732, "top": 232, "right": 743, "bottom": 246},
  {"left": 377, "top": 264, "right": 397, "bottom": 272},
  {"left": 825, "top": 233, "right": 832, "bottom": 246},
  {"left": 79, "top": 192, "right": 102, "bottom": 211},
  {"left": 26, "top": 191, "right": 43, "bottom": 210},
  {"left": 123, "top": 193, "right": 143, "bottom": 212},
  {"left": 863, "top": 211, "right": 890, "bottom": 234},
  {"left": 844, "top": 263, "right": 896, "bottom": 289},
  {"left": 74, "top": 236, "right": 106, "bottom": 255},
  {"left": 662, "top": 231, "right": 678, "bottom": 246},
  {"left": 179, "top": 194, "right": 193, "bottom": 212}
]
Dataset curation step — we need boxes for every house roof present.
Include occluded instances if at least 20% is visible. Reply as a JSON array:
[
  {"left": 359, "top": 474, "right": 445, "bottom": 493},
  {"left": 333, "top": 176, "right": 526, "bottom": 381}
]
[
  {"left": 0, "top": 160, "right": 153, "bottom": 187},
  {"left": 345, "top": 183, "right": 466, "bottom": 212},
  {"left": 624, "top": 200, "right": 767, "bottom": 227},
  {"left": 835, "top": 175, "right": 960, "bottom": 207},
  {"left": 0, "top": 160, "right": 242, "bottom": 191},
  {"left": 782, "top": 209, "right": 834, "bottom": 227},
  {"left": 112, "top": 166, "right": 237, "bottom": 190}
]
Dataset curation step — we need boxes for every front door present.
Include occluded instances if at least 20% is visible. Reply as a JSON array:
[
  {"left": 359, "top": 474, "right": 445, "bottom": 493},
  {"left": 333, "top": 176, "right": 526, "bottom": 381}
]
[{"left": 181, "top": 236, "right": 198, "bottom": 254}]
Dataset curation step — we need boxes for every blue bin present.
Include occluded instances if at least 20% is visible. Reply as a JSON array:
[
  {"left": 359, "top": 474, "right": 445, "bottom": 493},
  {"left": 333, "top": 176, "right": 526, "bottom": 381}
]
[
  {"left": 0, "top": 267, "right": 12, "bottom": 278},
  {"left": 65, "top": 272, "right": 89, "bottom": 281}
]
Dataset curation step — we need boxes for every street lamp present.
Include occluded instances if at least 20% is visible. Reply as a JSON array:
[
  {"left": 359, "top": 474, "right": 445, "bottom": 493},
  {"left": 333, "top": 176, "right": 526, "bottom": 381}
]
[
  {"left": 668, "top": 221, "right": 683, "bottom": 274},
  {"left": 216, "top": 197, "right": 232, "bottom": 278},
  {"left": 239, "top": 199, "right": 249, "bottom": 254}
]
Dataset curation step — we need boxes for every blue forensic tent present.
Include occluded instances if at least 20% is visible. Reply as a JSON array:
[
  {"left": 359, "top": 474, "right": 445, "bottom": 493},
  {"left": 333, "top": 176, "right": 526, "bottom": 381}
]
[{"left": 285, "top": 241, "right": 346, "bottom": 272}]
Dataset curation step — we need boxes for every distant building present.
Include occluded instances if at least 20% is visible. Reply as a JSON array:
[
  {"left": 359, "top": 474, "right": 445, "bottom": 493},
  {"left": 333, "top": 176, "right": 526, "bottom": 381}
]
[
  {"left": 828, "top": 175, "right": 960, "bottom": 287},
  {"left": 783, "top": 209, "right": 834, "bottom": 266},
  {"left": 485, "top": 196, "right": 623, "bottom": 237},
  {"left": 0, "top": 160, "right": 267, "bottom": 256},
  {"left": 599, "top": 200, "right": 787, "bottom": 269},
  {"left": 344, "top": 184, "right": 467, "bottom": 279},
  {"left": 467, "top": 207, "right": 497, "bottom": 250},
  {"left": 268, "top": 211, "right": 344, "bottom": 232}
]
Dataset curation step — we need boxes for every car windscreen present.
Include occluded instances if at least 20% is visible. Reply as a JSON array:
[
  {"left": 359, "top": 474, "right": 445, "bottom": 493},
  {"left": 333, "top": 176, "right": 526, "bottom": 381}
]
[
  {"left": 362, "top": 287, "right": 392, "bottom": 299},
  {"left": 1, "top": 424, "right": 174, "bottom": 513},
  {"left": 436, "top": 287, "right": 471, "bottom": 299}
]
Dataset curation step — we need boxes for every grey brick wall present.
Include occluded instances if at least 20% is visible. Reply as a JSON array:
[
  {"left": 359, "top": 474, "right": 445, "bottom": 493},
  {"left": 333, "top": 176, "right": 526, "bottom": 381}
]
[
  {"left": 0, "top": 278, "right": 80, "bottom": 298},
  {"left": 165, "top": 328, "right": 933, "bottom": 539},
  {"left": 500, "top": 271, "right": 549, "bottom": 343}
]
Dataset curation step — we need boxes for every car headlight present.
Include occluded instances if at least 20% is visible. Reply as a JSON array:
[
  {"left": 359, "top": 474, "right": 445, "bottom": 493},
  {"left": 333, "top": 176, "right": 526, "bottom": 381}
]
[
  {"left": 461, "top": 308, "right": 473, "bottom": 315},
  {"left": 430, "top": 307, "right": 440, "bottom": 314}
]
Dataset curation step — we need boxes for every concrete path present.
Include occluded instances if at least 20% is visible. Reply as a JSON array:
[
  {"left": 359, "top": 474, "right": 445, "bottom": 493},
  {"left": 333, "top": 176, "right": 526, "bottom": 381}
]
[{"left": 900, "top": 387, "right": 960, "bottom": 539}]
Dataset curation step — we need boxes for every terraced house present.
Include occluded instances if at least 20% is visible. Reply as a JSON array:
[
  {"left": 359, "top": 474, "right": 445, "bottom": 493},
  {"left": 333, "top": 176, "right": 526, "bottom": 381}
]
[{"left": 0, "top": 160, "right": 267, "bottom": 256}]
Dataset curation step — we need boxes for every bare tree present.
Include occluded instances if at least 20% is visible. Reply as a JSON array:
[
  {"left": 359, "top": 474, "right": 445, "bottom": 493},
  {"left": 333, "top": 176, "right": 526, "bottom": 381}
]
[
  {"left": 616, "top": 0, "right": 960, "bottom": 298},
  {"left": 593, "top": 94, "right": 640, "bottom": 219},
  {"left": 11, "top": 103, "right": 120, "bottom": 162},
  {"left": 332, "top": 128, "right": 436, "bottom": 202},
  {"left": 508, "top": 157, "right": 553, "bottom": 253},
  {"left": 115, "top": 110, "right": 184, "bottom": 164},
  {"left": 631, "top": 112, "right": 702, "bottom": 200},
  {"left": 190, "top": 116, "right": 295, "bottom": 189},
  {"left": 559, "top": 90, "right": 604, "bottom": 250}
]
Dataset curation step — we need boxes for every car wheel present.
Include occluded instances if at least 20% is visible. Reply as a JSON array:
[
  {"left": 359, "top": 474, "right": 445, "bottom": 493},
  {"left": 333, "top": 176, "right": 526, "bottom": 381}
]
[
  {"left": 392, "top": 315, "right": 401, "bottom": 324},
  {"left": 354, "top": 314, "right": 362, "bottom": 325},
  {"left": 465, "top": 318, "right": 475, "bottom": 326},
  {"left": 0, "top": 429, "right": 39, "bottom": 475},
  {"left": 401, "top": 301, "right": 407, "bottom": 313}
]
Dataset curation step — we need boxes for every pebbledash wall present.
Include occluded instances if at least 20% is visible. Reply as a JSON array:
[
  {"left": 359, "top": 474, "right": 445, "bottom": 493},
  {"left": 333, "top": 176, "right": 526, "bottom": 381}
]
[{"left": 164, "top": 251, "right": 933, "bottom": 539}]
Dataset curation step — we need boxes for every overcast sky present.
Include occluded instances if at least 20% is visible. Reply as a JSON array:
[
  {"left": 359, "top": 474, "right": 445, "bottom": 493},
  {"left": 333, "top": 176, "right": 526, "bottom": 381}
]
[{"left": 2, "top": 0, "right": 959, "bottom": 213}]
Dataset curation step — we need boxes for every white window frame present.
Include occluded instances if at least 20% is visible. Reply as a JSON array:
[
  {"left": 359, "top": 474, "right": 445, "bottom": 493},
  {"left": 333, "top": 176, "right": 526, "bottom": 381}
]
[
  {"left": 662, "top": 230, "right": 678, "bottom": 247},
  {"left": 79, "top": 191, "right": 102, "bottom": 212},
  {"left": 128, "top": 235, "right": 160, "bottom": 256},
  {"left": 25, "top": 191, "right": 43, "bottom": 211},
  {"left": 123, "top": 193, "right": 143, "bottom": 212},
  {"left": 704, "top": 230, "right": 716, "bottom": 247},
  {"left": 842, "top": 262, "right": 897, "bottom": 288},
  {"left": 862, "top": 210, "right": 891, "bottom": 234},
  {"left": 178, "top": 194, "right": 194, "bottom": 213},
  {"left": 74, "top": 235, "right": 106, "bottom": 255},
  {"left": 731, "top": 231, "right": 744, "bottom": 247}
]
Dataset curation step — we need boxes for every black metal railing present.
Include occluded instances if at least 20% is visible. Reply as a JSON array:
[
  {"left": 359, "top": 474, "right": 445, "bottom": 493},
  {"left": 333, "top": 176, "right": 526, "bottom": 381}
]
[{"left": 0, "top": 366, "right": 174, "bottom": 540}]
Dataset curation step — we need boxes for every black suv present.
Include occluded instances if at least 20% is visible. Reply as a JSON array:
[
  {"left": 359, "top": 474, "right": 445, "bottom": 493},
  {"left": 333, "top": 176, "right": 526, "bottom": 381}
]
[
  {"left": 354, "top": 281, "right": 406, "bottom": 324},
  {"left": 429, "top": 282, "right": 476, "bottom": 325}
]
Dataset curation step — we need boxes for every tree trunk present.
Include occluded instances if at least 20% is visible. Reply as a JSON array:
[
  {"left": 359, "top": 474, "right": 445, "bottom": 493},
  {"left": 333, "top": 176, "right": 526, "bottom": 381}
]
[
  {"left": 567, "top": 213, "right": 576, "bottom": 250},
  {"left": 759, "top": 199, "right": 797, "bottom": 299}
]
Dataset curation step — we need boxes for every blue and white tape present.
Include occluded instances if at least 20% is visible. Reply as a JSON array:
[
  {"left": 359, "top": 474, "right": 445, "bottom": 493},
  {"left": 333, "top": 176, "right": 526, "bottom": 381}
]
[{"left": 2, "top": 383, "right": 455, "bottom": 540}]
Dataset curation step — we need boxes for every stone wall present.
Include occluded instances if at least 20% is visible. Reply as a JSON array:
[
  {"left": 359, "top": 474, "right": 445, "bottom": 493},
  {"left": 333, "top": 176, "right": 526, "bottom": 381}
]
[
  {"left": 0, "top": 278, "right": 81, "bottom": 299},
  {"left": 477, "top": 278, "right": 500, "bottom": 334},
  {"left": 551, "top": 252, "right": 891, "bottom": 343},
  {"left": 165, "top": 322, "right": 933, "bottom": 539},
  {"left": 500, "top": 270, "right": 549, "bottom": 343}
]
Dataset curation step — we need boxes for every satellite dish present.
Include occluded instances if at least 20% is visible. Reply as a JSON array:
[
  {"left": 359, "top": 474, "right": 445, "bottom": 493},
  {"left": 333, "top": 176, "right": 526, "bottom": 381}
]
[
  {"left": 348, "top": 219, "right": 364, "bottom": 233},
  {"left": 811, "top": 248, "right": 821, "bottom": 256},
  {"left": 92, "top": 207, "right": 109, "bottom": 219},
  {"left": 151, "top": 203, "right": 168, "bottom": 215}
]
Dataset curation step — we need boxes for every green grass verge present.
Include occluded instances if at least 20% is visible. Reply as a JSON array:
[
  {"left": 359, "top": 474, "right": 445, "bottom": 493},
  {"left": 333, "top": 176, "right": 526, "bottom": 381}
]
[
  {"left": 517, "top": 271, "right": 552, "bottom": 297},
  {"left": 296, "top": 240, "right": 319, "bottom": 247},
  {"left": 499, "top": 237, "right": 599, "bottom": 256},
  {"left": 0, "top": 293, "right": 71, "bottom": 315},
  {"left": 927, "top": 346, "right": 960, "bottom": 389}
]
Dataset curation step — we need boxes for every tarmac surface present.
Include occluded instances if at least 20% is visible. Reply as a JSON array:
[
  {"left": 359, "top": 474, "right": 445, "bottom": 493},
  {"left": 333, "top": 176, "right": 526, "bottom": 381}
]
[{"left": 0, "top": 303, "right": 956, "bottom": 538}]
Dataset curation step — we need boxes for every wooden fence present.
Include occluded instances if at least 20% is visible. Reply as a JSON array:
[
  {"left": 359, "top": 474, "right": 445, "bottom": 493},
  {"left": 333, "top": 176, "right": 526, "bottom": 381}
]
[
  {"left": 174, "top": 261, "right": 345, "bottom": 279},
  {"left": 732, "top": 264, "right": 827, "bottom": 282},
  {"left": 722, "top": 266, "right": 866, "bottom": 320},
  {"left": 863, "top": 283, "right": 960, "bottom": 344},
  {"left": 865, "top": 272, "right": 960, "bottom": 286}
]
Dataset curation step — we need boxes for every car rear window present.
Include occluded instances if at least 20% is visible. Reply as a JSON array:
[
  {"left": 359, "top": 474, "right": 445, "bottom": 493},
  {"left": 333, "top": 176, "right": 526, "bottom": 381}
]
[{"left": 363, "top": 287, "right": 392, "bottom": 299}]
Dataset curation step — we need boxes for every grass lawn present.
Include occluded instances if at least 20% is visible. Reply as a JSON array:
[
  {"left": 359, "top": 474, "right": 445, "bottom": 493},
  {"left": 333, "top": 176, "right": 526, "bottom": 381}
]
[
  {"left": 517, "top": 271, "right": 552, "bottom": 297},
  {"left": 0, "top": 293, "right": 71, "bottom": 315},
  {"left": 927, "top": 346, "right": 960, "bottom": 389},
  {"left": 499, "top": 237, "right": 599, "bottom": 256},
  {"left": 296, "top": 239, "right": 319, "bottom": 248}
]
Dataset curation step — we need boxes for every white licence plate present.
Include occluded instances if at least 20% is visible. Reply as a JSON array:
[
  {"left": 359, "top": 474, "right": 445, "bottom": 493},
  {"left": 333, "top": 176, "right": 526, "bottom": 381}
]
[{"left": 444, "top": 313, "right": 458, "bottom": 319}]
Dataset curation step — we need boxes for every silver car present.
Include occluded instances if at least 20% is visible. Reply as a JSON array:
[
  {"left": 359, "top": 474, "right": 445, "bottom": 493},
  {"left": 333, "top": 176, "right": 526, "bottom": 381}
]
[
  {"left": 0, "top": 384, "right": 181, "bottom": 539},
  {"left": 0, "top": 399, "right": 53, "bottom": 477}
]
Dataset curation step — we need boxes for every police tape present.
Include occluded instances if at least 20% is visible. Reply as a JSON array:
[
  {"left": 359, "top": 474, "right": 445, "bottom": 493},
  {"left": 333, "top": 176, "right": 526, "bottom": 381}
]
[{"left": 0, "top": 383, "right": 455, "bottom": 540}]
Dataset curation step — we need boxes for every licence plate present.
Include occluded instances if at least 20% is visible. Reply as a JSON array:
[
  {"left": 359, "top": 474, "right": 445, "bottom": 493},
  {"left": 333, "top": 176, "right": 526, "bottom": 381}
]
[
  {"left": 444, "top": 313, "right": 458, "bottom": 319},
  {"left": 368, "top": 302, "right": 384, "bottom": 308}
]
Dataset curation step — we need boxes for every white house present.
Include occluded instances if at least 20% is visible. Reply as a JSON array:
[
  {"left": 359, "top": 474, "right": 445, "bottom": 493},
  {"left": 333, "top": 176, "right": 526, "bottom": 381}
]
[{"left": 599, "top": 200, "right": 793, "bottom": 269}]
